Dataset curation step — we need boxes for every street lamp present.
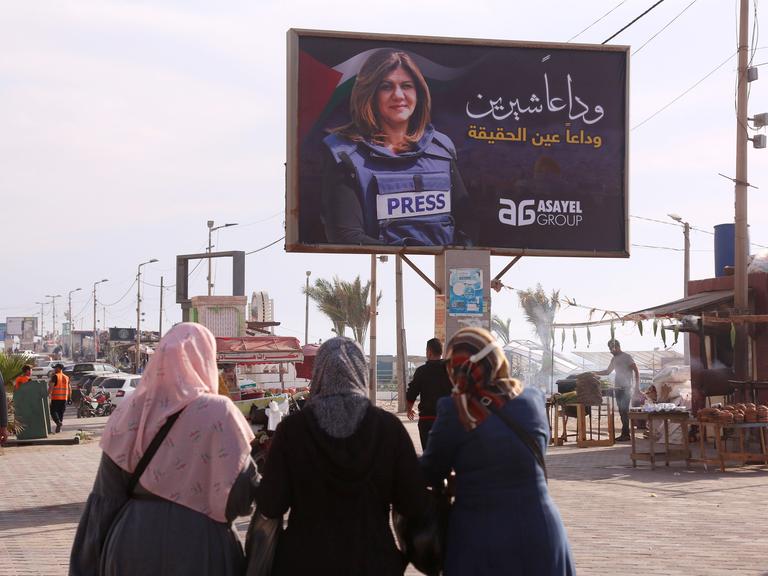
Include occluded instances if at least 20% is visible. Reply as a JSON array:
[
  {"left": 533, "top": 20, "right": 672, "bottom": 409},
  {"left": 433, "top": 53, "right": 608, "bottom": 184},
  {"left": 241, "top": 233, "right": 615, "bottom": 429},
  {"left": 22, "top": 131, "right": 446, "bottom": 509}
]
[
  {"left": 668, "top": 213, "right": 691, "bottom": 364},
  {"left": 304, "top": 271, "right": 311, "bottom": 345},
  {"left": 35, "top": 302, "right": 47, "bottom": 340},
  {"left": 45, "top": 294, "right": 62, "bottom": 339},
  {"left": 207, "top": 220, "right": 238, "bottom": 296},
  {"left": 136, "top": 258, "right": 159, "bottom": 373},
  {"left": 93, "top": 279, "right": 108, "bottom": 361},
  {"left": 67, "top": 288, "right": 82, "bottom": 359}
]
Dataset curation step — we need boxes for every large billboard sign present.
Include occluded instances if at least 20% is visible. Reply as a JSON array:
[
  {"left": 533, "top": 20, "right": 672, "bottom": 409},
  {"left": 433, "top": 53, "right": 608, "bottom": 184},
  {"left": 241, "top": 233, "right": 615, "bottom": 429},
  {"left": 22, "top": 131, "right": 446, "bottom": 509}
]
[
  {"left": 286, "top": 29, "right": 629, "bottom": 257},
  {"left": 6, "top": 316, "right": 37, "bottom": 337}
]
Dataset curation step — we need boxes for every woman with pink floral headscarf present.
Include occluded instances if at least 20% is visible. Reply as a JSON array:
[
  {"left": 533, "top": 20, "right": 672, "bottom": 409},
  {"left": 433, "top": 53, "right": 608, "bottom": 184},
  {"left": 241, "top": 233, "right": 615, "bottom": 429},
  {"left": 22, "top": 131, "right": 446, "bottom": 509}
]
[{"left": 70, "top": 323, "right": 257, "bottom": 576}]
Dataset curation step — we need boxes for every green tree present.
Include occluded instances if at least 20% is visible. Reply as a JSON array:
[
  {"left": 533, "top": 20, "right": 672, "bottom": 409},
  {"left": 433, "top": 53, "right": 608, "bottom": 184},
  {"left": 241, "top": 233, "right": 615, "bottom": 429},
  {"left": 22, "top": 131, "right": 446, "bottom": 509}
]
[
  {"left": 304, "top": 277, "right": 348, "bottom": 337},
  {"left": 517, "top": 284, "right": 560, "bottom": 385},
  {"left": 491, "top": 314, "right": 512, "bottom": 345},
  {"left": 0, "top": 352, "right": 34, "bottom": 394},
  {"left": 304, "top": 275, "right": 382, "bottom": 346}
]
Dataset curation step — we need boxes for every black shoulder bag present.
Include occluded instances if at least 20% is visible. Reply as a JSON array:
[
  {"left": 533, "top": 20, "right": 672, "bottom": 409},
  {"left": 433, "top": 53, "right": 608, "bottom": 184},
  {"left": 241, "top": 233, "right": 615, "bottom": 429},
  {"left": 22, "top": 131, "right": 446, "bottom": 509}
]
[
  {"left": 486, "top": 401, "right": 548, "bottom": 482},
  {"left": 126, "top": 409, "right": 184, "bottom": 496}
]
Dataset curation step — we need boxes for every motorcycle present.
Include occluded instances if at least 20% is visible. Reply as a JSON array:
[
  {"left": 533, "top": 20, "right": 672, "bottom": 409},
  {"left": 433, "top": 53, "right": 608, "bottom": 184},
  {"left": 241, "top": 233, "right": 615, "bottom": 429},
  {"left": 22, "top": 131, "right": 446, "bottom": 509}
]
[{"left": 77, "top": 386, "right": 114, "bottom": 418}]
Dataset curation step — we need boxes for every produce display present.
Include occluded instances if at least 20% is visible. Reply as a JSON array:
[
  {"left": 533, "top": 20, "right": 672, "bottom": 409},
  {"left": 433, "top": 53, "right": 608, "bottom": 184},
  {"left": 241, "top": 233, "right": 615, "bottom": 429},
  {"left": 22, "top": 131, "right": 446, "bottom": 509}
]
[{"left": 697, "top": 404, "right": 768, "bottom": 424}]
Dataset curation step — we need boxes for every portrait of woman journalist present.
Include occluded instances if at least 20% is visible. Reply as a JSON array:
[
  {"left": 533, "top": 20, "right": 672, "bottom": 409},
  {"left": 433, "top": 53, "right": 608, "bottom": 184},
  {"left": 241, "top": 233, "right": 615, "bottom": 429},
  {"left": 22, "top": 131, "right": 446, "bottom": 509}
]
[{"left": 321, "top": 48, "right": 474, "bottom": 247}]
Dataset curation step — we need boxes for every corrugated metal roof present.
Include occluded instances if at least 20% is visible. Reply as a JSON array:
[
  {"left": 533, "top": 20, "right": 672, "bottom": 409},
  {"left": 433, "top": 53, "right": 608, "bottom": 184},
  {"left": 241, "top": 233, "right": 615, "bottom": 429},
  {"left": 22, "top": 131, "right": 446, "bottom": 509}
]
[
  {"left": 571, "top": 350, "right": 683, "bottom": 371},
  {"left": 628, "top": 290, "right": 733, "bottom": 319}
]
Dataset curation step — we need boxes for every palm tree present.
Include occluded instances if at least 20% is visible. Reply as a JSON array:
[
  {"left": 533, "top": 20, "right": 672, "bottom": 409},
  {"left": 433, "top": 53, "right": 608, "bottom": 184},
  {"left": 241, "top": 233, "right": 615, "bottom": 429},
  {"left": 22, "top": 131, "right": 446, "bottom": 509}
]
[
  {"left": 304, "top": 275, "right": 382, "bottom": 346},
  {"left": 517, "top": 284, "right": 560, "bottom": 386},
  {"left": 491, "top": 314, "right": 512, "bottom": 345},
  {"left": 304, "top": 278, "right": 348, "bottom": 337}
]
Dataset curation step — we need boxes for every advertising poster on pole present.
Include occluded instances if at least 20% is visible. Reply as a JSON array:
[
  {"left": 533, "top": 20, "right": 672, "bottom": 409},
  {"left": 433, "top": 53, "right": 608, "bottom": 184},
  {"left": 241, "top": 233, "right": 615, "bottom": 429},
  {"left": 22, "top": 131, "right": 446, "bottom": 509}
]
[
  {"left": 286, "top": 29, "right": 629, "bottom": 257},
  {"left": 448, "top": 268, "right": 483, "bottom": 316}
]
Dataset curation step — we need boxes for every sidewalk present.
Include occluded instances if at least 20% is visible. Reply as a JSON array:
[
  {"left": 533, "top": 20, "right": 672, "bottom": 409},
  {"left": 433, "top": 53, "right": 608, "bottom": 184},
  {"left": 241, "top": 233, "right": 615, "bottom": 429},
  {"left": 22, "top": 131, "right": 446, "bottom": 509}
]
[{"left": 2, "top": 407, "right": 768, "bottom": 575}]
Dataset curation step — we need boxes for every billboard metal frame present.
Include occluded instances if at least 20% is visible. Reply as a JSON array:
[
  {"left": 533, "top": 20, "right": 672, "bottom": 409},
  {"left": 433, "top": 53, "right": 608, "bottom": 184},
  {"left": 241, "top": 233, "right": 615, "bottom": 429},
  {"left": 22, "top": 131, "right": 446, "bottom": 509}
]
[{"left": 285, "top": 28, "right": 630, "bottom": 258}]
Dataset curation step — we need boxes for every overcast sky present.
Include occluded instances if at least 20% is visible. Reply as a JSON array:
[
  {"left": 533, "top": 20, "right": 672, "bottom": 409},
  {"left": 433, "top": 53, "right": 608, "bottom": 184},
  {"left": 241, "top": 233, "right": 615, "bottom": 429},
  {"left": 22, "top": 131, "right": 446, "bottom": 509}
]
[{"left": 1, "top": 0, "right": 767, "bottom": 358}]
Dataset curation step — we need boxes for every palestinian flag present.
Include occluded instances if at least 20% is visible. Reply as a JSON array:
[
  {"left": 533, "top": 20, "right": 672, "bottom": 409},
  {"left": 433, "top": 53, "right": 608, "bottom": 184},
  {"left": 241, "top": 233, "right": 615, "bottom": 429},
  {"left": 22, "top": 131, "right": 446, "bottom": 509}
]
[{"left": 298, "top": 48, "right": 480, "bottom": 142}]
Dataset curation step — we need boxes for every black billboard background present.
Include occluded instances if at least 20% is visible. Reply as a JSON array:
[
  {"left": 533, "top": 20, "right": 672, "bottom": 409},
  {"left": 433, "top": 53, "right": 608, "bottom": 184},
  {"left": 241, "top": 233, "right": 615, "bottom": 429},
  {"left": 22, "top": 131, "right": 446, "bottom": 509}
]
[{"left": 295, "top": 34, "right": 627, "bottom": 254}]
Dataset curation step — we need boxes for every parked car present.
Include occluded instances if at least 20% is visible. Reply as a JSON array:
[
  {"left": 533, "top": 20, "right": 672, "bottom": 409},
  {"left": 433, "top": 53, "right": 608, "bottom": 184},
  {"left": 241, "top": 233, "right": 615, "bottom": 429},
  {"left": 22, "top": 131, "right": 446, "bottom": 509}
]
[
  {"left": 68, "top": 362, "right": 119, "bottom": 387},
  {"left": 30, "top": 359, "right": 58, "bottom": 380},
  {"left": 98, "top": 373, "right": 141, "bottom": 407}
]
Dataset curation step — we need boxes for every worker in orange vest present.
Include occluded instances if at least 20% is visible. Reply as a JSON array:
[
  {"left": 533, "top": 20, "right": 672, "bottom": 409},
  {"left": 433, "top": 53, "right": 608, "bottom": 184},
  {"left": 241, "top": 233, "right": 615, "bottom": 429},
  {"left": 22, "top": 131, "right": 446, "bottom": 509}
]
[
  {"left": 14, "top": 365, "right": 32, "bottom": 390},
  {"left": 48, "top": 364, "right": 71, "bottom": 434}
]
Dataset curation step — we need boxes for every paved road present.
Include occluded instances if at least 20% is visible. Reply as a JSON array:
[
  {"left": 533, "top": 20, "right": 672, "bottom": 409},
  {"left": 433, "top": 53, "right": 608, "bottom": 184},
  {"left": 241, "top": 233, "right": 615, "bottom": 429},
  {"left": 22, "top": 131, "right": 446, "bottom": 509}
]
[{"left": 2, "top": 406, "right": 768, "bottom": 575}]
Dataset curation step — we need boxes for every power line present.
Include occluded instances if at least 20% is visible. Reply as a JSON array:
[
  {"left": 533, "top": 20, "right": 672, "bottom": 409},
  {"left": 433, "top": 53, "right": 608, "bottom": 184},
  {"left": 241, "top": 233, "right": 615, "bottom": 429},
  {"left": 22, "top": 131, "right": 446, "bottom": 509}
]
[
  {"left": 567, "top": 0, "right": 629, "bottom": 42},
  {"left": 632, "top": 51, "right": 737, "bottom": 130},
  {"left": 246, "top": 236, "right": 285, "bottom": 255},
  {"left": 602, "top": 0, "right": 668, "bottom": 44},
  {"left": 632, "top": 0, "right": 700, "bottom": 55},
  {"left": 99, "top": 279, "right": 137, "bottom": 307}
]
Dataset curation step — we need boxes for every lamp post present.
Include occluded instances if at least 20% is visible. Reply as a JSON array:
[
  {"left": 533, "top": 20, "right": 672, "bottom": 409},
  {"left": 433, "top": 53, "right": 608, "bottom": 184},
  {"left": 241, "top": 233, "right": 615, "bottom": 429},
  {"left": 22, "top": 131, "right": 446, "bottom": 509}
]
[
  {"left": 68, "top": 288, "right": 82, "bottom": 359},
  {"left": 136, "top": 259, "right": 159, "bottom": 373},
  {"left": 668, "top": 213, "right": 690, "bottom": 364},
  {"left": 304, "top": 271, "right": 311, "bottom": 344},
  {"left": 35, "top": 301, "right": 47, "bottom": 339},
  {"left": 93, "top": 279, "right": 108, "bottom": 360},
  {"left": 207, "top": 221, "right": 238, "bottom": 296},
  {"left": 45, "top": 294, "right": 62, "bottom": 339}
]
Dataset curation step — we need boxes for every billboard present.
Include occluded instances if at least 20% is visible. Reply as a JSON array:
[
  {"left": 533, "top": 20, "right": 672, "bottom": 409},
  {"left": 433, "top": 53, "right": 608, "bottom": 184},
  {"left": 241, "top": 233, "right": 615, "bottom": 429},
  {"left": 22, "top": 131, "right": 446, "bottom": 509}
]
[
  {"left": 6, "top": 316, "right": 37, "bottom": 337},
  {"left": 109, "top": 327, "right": 136, "bottom": 342},
  {"left": 286, "top": 30, "right": 629, "bottom": 257}
]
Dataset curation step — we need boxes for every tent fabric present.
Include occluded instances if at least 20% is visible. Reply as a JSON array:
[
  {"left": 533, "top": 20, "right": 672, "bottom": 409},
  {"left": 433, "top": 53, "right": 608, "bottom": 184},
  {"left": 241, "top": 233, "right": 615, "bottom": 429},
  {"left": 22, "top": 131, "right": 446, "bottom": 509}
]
[{"left": 215, "top": 336, "right": 303, "bottom": 364}]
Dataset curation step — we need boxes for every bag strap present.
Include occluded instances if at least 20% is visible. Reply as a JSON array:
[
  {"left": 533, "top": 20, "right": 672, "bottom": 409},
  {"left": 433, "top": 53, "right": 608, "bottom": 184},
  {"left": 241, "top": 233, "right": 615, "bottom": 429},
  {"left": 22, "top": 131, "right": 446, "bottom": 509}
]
[
  {"left": 126, "top": 409, "right": 184, "bottom": 496},
  {"left": 486, "top": 402, "right": 548, "bottom": 482}
]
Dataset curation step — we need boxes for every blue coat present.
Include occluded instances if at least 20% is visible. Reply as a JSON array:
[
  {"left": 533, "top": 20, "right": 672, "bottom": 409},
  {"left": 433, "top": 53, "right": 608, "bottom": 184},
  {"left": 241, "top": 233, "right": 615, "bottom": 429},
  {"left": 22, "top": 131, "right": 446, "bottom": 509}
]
[{"left": 420, "top": 388, "right": 575, "bottom": 576}]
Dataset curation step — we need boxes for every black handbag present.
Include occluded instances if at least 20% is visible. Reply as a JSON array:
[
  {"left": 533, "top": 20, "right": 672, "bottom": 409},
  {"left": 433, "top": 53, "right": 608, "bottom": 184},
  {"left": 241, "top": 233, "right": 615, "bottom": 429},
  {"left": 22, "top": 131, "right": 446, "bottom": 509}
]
[
  {"left": 393, "top": 486, "right": 450, "bottom": 576},
  {"left": 245, "top": 510, "right": 282, "bottom": 576}
]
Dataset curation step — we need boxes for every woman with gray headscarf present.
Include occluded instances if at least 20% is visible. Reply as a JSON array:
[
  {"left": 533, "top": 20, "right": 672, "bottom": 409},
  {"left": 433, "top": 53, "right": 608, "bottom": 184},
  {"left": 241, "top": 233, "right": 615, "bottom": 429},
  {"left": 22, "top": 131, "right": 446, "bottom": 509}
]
[{"left": 251, "top": 337, "right": 429, "bottom": 576}]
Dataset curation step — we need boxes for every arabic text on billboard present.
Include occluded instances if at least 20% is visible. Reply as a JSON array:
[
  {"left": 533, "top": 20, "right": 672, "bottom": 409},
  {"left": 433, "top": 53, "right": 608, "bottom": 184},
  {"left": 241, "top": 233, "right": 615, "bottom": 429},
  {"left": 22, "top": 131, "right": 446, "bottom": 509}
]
[{"left": 287, "top": 30, "right": 628, "bottom": 257}]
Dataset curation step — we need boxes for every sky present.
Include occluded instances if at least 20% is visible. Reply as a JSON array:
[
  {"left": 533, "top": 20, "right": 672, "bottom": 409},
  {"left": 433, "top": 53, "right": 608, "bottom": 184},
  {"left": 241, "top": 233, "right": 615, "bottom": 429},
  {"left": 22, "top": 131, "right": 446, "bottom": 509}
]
[{"left": 1, "top": 0, "right": 767, "bottom": 359}]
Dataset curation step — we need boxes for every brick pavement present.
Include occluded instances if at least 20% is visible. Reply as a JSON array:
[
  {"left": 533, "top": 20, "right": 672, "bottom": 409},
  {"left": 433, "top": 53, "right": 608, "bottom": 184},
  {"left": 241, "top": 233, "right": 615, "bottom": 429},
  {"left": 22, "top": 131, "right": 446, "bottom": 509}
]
[{"left": 2, "top": 406, "right": 768, "bottom": 575}]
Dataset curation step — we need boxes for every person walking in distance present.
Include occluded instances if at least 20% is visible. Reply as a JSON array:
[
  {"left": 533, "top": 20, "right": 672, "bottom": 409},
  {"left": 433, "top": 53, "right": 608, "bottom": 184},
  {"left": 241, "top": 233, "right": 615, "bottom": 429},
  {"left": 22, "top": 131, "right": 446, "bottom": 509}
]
[
  {"left": 48, "top": 363, "right": 71, "bottom": 433},
  {"left": 595, "top": 340, "right": 640, "bottom": 442},
  {"left": 15, "top": 364, "right": 32, "bottom": 390},
  {"left": 406, "top": 338, "right": 453, "bottom": 449}
]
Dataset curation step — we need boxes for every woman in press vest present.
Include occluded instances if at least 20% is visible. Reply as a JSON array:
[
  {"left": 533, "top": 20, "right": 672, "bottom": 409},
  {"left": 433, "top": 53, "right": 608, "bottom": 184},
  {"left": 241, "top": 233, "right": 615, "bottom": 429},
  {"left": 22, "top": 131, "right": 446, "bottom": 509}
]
[{"left": 322, "top": 48, "right": 473, "bottom": 247}]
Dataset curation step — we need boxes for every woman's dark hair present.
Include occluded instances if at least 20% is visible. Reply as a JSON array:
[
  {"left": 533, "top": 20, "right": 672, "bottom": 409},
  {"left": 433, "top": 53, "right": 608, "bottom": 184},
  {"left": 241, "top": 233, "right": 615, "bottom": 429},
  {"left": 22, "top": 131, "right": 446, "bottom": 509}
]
[{"left": 337, "top": 49, "right": 431, "bottom": 149}]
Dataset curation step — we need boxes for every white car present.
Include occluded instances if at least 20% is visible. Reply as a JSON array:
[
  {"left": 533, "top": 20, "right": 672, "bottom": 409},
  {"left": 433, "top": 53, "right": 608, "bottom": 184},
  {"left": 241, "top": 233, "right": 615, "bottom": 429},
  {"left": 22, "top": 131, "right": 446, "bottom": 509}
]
[
  {"left": 98, "top": 373, "right": 141, "bottom": 408},
  {"left": 31, "top": 360, "right": 58, "bottom": 380}
]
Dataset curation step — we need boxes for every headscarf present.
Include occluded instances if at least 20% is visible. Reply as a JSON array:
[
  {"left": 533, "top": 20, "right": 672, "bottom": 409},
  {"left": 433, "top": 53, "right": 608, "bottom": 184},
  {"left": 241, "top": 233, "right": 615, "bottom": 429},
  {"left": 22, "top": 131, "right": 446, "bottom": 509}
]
[
  {"left": 100, "top": 323, "right": 254, "bottom": 522},
  {"left": 307, "top": 337, "right": 371, "bottom": 438},
  {"left": 445, "top": 327, "right": 523, "bottom": 431}
]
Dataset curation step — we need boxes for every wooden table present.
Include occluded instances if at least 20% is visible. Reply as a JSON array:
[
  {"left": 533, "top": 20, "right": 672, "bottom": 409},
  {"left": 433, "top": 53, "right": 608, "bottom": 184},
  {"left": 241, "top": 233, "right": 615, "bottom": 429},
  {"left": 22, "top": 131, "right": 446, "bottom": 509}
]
[
  {"left": 549, "top": 389, "right": 616, "bottom": 447},
  {"left": 690, "top": 421, "right": 768, "bottom": 472},
  {"left": 629, "top": 411, "right": 692, "bottom": 469}
]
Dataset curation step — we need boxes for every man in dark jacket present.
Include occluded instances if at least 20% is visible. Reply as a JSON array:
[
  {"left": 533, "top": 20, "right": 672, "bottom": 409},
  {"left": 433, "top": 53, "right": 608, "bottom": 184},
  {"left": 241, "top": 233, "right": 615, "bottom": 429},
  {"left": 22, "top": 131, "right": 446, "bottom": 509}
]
[{"left": 406, "top": 338, "right": 453, "bottom": 449}]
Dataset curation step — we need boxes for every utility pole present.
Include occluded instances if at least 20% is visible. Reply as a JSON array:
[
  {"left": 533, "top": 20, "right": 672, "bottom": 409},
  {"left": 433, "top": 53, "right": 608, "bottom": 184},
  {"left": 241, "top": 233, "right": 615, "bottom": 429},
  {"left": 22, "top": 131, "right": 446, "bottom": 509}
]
[
  {"left": 93, "top": 279, "right": 108, "bottom": 361},
  {"left": 668, "top": 214, "right": 691, "bottom": 364},
  {"left": 46, "top": 294, "right": 62, "bottom": 339},
  {"left": 207, "top": 221, "right": 238, "bottom": 296},
  {"left": 136, "top": 259, "right": 158, "bottom": 373},
  {"left": 159, "top": 275, "right": 164, "bottom": 337},
  {"left": 369, "top": 256, "right": 377, "bottom": 401},
  {"left": 35, "top": 302, "right": 46, "bottom": 339},
  {"left": 734, "top": 0, "right": 750, "bottom": 379},
  {"left": 67, "top": 288, "right": 82, "bottom": 359},
  {"left": 395, "top": 255, "right": 407, "bottom": 412}
]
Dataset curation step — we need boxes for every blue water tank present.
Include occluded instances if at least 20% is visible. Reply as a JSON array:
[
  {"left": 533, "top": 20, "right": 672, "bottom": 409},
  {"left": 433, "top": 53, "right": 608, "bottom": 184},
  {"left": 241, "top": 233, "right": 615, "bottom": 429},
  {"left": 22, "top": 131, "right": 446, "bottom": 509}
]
[{"left": 714, "top": 223, "right": 735, "bottom": 277}]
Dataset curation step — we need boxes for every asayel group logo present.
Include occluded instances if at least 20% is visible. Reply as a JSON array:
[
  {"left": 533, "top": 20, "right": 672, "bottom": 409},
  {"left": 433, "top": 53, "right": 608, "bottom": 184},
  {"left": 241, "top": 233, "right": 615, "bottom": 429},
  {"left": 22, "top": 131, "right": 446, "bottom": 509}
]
[{"left": 498, "top": 198, "right": 584, "bottom": 227}]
